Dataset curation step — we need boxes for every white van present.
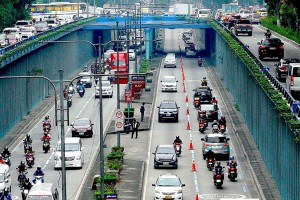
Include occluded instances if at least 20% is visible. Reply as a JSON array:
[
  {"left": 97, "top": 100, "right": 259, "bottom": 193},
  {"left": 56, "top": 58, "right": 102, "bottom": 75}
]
[
  {"left": 164, "top": 53, "right": 176, "bottom": 68},
  {"left": 54, "top": 137, "right": 84, "bottom": 169},
  {"left": 286, "top": 63, "right": 300, "bottom": 95},
  {"left": 0, "top": 164, "right": 11, "bottom": 192},
  {"left": 26, "top": 183, "right": 59, "bottom": 200}
]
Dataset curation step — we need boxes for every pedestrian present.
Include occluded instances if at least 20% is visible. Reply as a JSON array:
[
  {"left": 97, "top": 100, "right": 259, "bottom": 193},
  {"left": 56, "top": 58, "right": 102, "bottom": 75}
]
[
  {"left": 131, "top": 119, "right": 140, "bottom": 139},
  {"left": 140, "top": 102, "right": 145, "bottom": 122},
  {"left": 124, "top": 121, "right": 131, "bottom": 134}
]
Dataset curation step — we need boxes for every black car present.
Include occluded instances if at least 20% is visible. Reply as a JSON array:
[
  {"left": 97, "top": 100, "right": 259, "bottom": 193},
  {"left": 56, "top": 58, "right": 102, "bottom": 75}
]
[
  {"left": 275, "top": 58, "right": 300, "bottom": 81},
  {"left": 158, "top": 100, "right": 180, "bottom": 122},
  {"left": 71, "top": 118, "right": 94, "bottom": 137},
  {"left": 153, "top": 145, "right": 178, "bottom": 169},
  {"left": 258, "top": 38, "right": 284, "bottom": 60},
  {"left": 193, "top": 86, "right": 213, "bottom": 103}
]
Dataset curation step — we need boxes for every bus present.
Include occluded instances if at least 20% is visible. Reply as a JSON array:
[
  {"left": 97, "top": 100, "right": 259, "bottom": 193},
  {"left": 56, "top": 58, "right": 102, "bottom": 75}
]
[{"left": 30, "top": 2, "right": 87, "bottom": 14}]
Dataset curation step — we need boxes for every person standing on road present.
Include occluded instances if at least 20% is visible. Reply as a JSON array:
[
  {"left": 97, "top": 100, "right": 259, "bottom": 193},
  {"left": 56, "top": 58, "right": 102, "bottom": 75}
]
[
  {"left": 131, "top": 119, "right": 140, "bottom": 139},
  {"left": 140, "top": 102, "right": 145, "bottom": 122}
]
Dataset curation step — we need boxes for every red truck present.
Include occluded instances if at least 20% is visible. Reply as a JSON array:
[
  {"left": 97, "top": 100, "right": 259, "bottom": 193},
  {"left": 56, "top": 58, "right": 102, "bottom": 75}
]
[{"left": 110, "top": 52, "right": 128, "bottom": 84}]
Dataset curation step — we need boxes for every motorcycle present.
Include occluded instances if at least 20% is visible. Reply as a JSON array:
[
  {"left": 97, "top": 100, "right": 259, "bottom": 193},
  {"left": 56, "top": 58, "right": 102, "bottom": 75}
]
[
  {"left": 212, "top": 124, "right": 220, "bottom": 133},
  {"left": 68, "top": 86, "right": 75, "bottom": 94},
  {"left": 220, "top": 124, "right": 226, "bottom": 134},
  {"left": 42, "top": 139, "right": 50, "bottom": 153},
  {"left": 23, "top": 141, "right": 32, "bottom": 154},
  {"left": 265, "top": 31, "right": 271, "bottom": 38},
  {"left": 198, "top": 59, "right": 203, "bottom": 67},
  {"left": 199, "top": 122, "right": 206, "bottom": 133},
  {"left": 79, "top": 89, "right": 84, "bottom": 97},
  {"left": 42, "top": 121, "right": 51, "bottom": 131},
  {"left": 201, "top": 80, "right": 207, "bottom": 86},
  {"left": 33, "top": 175, "right": 44, "bottom": 184},
  {"left": 206, "top": 158, "right": 215, "bottom": 171},
  {"left": 194, "top": 97, "right": 200, "bottom": 109},
  {"left": 67, "top": 93, "right": 73, "bottom": 107},
  {"left": 228, "top": 165, "right": 238, "bottom": 181},
  {"left": 213, "top": 168, "right": 224, "bottom": 188},
  {"left": 3, "top": 154, "right": 11, "bottom": 166},
  {"left": 174, "top": 142, "right": 182, "bottom": 156},
  {"left": 18, "top": 171, "right": 28, "bottom": 186},
  {"left": 26, "top": 152, "right": 35, "bottom": 168},
  {"left": 21, "top": 188, "right": 29, "bottom": 200}
]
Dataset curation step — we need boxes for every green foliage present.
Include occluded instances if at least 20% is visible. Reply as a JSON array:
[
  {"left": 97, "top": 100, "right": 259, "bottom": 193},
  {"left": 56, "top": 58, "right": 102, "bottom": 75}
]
[
  {"left": 94, "top": 184, "right": 116, "bottom": 198},
  {"left": 261, "top": 16, "right": 300, "bottom": 44},
  {"left": 107, "top": 160, "right": 122, "bottom": 170},
  {"left": 107, "top": 151, "right": 124, "bottom": 160}
]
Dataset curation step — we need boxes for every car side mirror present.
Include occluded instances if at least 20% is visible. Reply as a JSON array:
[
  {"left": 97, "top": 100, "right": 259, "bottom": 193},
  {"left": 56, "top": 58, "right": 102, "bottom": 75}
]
[
  {"left": 152, "top": 152, "right": 155, "bottom": 155},
  {"left": 182, "top": 184, "right": 185, "bottom": 187},
  {"left": 157, "top": 106, "right": 160, "bottom": 108},
  {"left": 281, "top": 42, "right": 284, "bottom": 45},
  {"left": 257, "top": 42, "right": 261, "bottom": 45},
  {"left": 201, "top": 138, "right": 205, "bottom": 141},
  {"left": 227, "top": 138, "right": 230, "bottom": 141},
  {"left": 91, "top": 124, "right": 94, "bottom": 126},
  {"left": 193, "top": 89, "right": 195, "bottom": 91},
  {"left": 152, "top": 183, "right": 155, "bottom": 186},
  {"left": 176, "top": 80, "right": 178, "bottom": 82},
  {"left": 5, "top": 179, "right": 8, "bottom": 183},
  {"left": 81, "top": 147, "right": 84, "bottom": 151}
]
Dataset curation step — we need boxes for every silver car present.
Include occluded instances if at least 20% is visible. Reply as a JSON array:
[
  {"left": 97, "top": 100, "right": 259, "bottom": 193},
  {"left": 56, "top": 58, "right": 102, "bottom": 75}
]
[
  {"left": 201, "top": 134, "right": 230, "bottom": 160},
  {"left": 95, "top": 80, "right": 113, "bottom": 98}
]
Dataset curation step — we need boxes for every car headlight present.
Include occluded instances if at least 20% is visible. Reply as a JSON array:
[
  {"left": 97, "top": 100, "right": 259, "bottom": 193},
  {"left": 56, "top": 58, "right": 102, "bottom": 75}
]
[
  {"left": 177, "top": 188, "right": 182, "bottom": 194},
  {"left": 76, "top": 155, "right": 81, "bottom": 160},
  {"left": 155, "top": 188, "right": 161, "bottom": 193},
  {"left": 155, "top": 156, "right": 160, "bottom": 161},
  {"left": 71, "top": 128, "right": 75, "bottom": 131},
  {"left": 172, "top": 156, "right": 176, "bottom": 161},
  {"left": 87, "top": 126, "right": 92, "bottom": 130}
]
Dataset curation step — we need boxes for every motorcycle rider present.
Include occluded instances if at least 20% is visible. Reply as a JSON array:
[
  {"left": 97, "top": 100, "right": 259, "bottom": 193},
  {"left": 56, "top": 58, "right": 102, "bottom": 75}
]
[
  {"left": 198, "top": 56, "right": 203, "bottom": 66},
  {"left": 42, "top": 132, "right": 51, "bottom": 142},
  {"left": 211, "top": 120, "right": 220, "bottom": 129},
  {"left": 211, "top": 97, "right": 218, "bottom": 104},
  {"left": 24, "top": 134, "right": 32, "bottom": 144},
  {"left": 227, "top": 156, "right": 238, "bottom": 167},
  {"left": 0, "top": 188, "right": 12, "bottom": 200},
  {"left": 218, "top": 116, "right": 227, "bottom": 130},
  {"left": 214, "top": 161, "right": 224, "bottom": 180},
  {"left": 43, "top": 115, "right": 51, "bottom": 130},
  {"left": 205, "top": 146, "right": 216, "bottom": 160},
  {"left": 22, "top": 178, "right": 32, "bottom": 191},
  {"left": 77, "top": 82, "right": 85, "bottom": 94},
  {"left": 17, "top": 161, "right": 27, "bottom": 182},
  {"left": 33, "top": 166, "right": 45, "bottom": 184},
  {"left": 265, "top": 29, "right": 271, "bottom": 38},
  {"left": 63, "top": 85, "right": 68, "bottom": 98},
  {"left": 68, "top": 83, "right": 75, "bottom": 94},
  {"left": 201, "top": 77, "right": 207, "bottom": 86},
  {"left": 173, "top": 136, "right": 182, "bottom": 152},
  {"left": 2, "top": 147, "right": 10, "bottom": 158}
]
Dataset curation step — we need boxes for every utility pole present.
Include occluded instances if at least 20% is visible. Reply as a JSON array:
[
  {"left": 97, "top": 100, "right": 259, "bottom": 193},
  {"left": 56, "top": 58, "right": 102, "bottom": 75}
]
[
  {"left": 134, "top": 5, "right": 138, "bottom": 73},
  {"left": 59, "top": 70, "right": 67, "bottom": 200},
  {"left": 139, "top": 1, "right": 142, "bottom": 64},
  {"left": 116, "top": 21, "right": 121, "bottom": 147},
  {"left": 98, "top": 36, "right": 105, "bottom": 200}
]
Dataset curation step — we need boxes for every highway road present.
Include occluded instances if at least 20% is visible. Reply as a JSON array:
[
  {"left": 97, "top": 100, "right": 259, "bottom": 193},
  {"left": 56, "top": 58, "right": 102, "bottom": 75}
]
[
  {"left": 235, "top": 25, "right": 300, "bottom": 98},
  {"left": 142, "top": 29, "right": 260, "bottom": 199},
  {"left": 9, "top": 66, "right": 129, "bottom": 199}
]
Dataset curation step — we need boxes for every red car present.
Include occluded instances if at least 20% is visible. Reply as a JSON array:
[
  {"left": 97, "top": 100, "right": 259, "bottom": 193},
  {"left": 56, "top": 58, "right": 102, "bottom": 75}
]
[{"left": 71, "top": 118, "right": 94, "bottom": 137}]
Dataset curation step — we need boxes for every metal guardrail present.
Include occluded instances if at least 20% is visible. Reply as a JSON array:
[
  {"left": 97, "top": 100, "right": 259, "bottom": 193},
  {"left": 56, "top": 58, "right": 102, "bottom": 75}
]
[{"left": 215, "top": 20, "right": 299, "bottom": 112}]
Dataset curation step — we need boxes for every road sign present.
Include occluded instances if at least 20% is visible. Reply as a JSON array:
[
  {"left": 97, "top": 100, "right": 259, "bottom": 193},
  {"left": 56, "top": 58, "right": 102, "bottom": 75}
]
[
  {"left": 115, "top": 109, "right": 124, "bottom": 131},
  {"left": 115, "top": 109, "right": 124, "bottom": 119},
  {"left": 125, "top": 89, "right": 132, "bottom": 103}
]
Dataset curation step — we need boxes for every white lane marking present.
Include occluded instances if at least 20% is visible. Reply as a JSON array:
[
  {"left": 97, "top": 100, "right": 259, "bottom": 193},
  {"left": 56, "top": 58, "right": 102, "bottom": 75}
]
[{"left": 142, "top": 57, "right": 163, "bottom": 200}]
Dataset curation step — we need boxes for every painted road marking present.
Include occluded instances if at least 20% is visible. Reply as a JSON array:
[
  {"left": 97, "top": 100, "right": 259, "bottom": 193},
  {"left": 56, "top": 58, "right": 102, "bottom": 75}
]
[{"left": 199, "top": 194, "right": 247, "bottom": 199}]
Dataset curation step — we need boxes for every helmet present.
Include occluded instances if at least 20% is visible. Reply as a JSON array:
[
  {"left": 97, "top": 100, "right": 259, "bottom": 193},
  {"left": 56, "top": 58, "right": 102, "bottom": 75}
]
[
  {"left": 207, "top": 146, "right": 212, "bottom": 151},
  {"left": 176, "top": 136, "right": 179, "bottom": 139},
  {"left": 213, "top": 97, "right": 216, "bottom": 100},
  {"left": 25, "top": 178, "right": 30, "bottom": 183},
  {"left": 213, "top": 120, "right": 218, "bottom": 124},
  {"left": 3, "top": 187, "right": 9, "bottom": 194},
  {"left": 203, "top": 77, "right": 206, "bottom": 80},
  {"left": 216, "top": 161, "right": 221, "bottom": 166},
  {"left": 21, "top": 161, "right": 25, "bottom": 166},
  {"left": 229, "top": 156, "right": 235, "bottom": 160},
  {"left": 44, "top": 132, "right": 48, "bottom": 136},
  {"left": 267, "top": 29, "right": 270, "bottom": 31},
  {"left": 4, "top": 147, "right": 8, "bottom": 152},
  {"left": 37, "top": 165, "right": 41, "bottom": 170},
  {"left": 26, "top": 134, "right": 31, "bottom": 139},
  {"left": 45, "top": 115, "right": 49, "bottom": 120},
  {"left": 221, "top": 116, "right": 225, "bottom": 120}
]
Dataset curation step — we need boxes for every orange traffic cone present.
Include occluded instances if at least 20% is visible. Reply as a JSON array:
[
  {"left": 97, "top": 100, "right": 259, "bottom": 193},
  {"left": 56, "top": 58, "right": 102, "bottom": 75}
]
[
  {"left": 191, "top": 159, "right": 196, "bottom": 172},
  {"left": 186, "top": 107, "right": 190, "bottom": 115},
  {"left": 195, "top": 193, "right": 199, "bottom": 200},
  {"left": 189, "top": 140, "right": 194, "bottom": 150},
  {"left": 186, "top": 121, "right": 191, "bottom": 130},
  {"left": 185, "top": 95, "right": 189, "bottom": 103}
]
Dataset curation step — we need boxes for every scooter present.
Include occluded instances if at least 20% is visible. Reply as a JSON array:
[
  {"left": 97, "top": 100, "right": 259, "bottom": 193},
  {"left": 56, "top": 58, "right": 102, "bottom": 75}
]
[
  {"left": 42, "top": 139, "right": 50, "bottom": 153},
  {"left": 228, "top": 165, "right": 238, "bottom": 181},
  {"left": 33, "top": 175, "right": 44, "bottom": 184},
  {"left": 206, "top": 158, "right": 215, "bottom": 171},
  {"left": 199, "top": 122, "right": 206, "bottom": 133},
  {"left": 174, "top": 142, "right": 182, "bottom": 156},
  {"left": 220, "top": 124, "right": 226, "bottom": 134},
  {"left": 265, "top": 31, "right": 271, "bottom": 38},
  {"left": 213, "top": 168, "right": 224, "bottom": 188},
  {"left": 67, "top": 93, "right": 73, "bottom": 107},
  {"left": 3, "top": 154, "right": 11, "bottom": 166},
  {"left": 26, "top": 152, "right": 35, "bottom": 168},
  {"left": 21, "top": 188, "right": 29, "bottom": 200},
  {"left": 212, "top": 125, "right": 220, "bottom": 133},
  {"left": 194, "top": 97, "right": 200, "bottom": 109},
  {"left": 79, "top": 89, "right": 84, "bottom": 97}
]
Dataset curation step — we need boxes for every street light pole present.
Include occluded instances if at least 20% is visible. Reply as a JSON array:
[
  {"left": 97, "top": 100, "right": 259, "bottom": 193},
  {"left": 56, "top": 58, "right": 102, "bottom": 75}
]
[
  {"left": 59, "top": 70, "right": 67, "bottom": 200},
  {"left": 134, "top": 6, "right": 138, "bottom": 73},
  {"left": 98, "top": 36, "right": 105, "bottom": 200},
  {"left": 116, "top": 21, "right": 121, "bottom": 147}
]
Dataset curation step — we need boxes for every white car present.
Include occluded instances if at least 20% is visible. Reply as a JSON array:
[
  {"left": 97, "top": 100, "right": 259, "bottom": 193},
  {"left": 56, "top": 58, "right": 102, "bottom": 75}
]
[
  {"left": 54, "top": 138, "right": 84, "bottom": 169},
  {"left": 79, "top": 72, "right": 92, "bottom": 88},
  {"left": 161, "top": 76, "right": 178, "bottom": 92},
  {"left": 35, "top": 21, "right": 49, "bottom": 32},
  {"left": 15, "top": 20, "right": 33, "bottom": 28},
  {"left": 95, "top": 80, "right": 113, "bottom": 98},
  {"left": 128, "top": 49, "right": 135, "bottom": 60},
  {"left": 152, "top": 174, "right": 185, "bottom": 200},
  {"left": 19, "top": 27, "right": 36, "bottom": 40}
]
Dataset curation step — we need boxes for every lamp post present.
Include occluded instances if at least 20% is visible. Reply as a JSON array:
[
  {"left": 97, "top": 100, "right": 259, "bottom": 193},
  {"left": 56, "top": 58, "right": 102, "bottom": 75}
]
[{"left": 116, "top": 21, "right": 121, "bottom": 147}]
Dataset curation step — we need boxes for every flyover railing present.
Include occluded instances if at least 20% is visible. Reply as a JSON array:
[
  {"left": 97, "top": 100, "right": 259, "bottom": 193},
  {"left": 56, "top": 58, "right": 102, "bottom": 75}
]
[{"left": 216, "top": 20, "right": 299, "bottom": 113}]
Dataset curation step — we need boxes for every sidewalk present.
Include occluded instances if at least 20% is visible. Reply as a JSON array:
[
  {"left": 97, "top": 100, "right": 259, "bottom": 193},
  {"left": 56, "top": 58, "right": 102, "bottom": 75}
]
[{"left": 79, "top": 56, "right": 161, "bottom": 200}]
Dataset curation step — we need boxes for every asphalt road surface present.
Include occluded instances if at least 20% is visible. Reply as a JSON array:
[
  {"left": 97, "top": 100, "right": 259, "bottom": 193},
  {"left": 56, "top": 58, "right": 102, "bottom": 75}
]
[{"left": 142, "top": 29, "right": 260, "bottom": 200}]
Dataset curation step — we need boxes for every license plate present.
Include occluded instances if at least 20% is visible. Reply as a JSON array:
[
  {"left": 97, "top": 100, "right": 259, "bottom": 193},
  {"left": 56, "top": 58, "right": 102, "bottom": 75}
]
[
  {"left": 79, "top": 132, "right": 84, "bottom": 136},
  {"left": 214, "top": 146, "right": 222, "bottom": 149},
  {"left": 270, "top": 47, "right": 277, "bottom": 50},
  {"left": 209, "top": 162, "right": 212, "bottom": 165},
  {"left": 216, "top": 180, "right": 221, "bottom": 183},
  {"left": 28, "top": 158, "right": 33, "bottom": 161},
  {"left": 165, "top": 196, "right": 172, "bottom": 199},
  {"left": 163, "top": 162, "right": 169, "bottom": 165},
  {"left": 166, "top": 113, "right": 171, "bottom": 116},
  {"left": 231, "top": 171, "right": 235, "bottom": 173}
]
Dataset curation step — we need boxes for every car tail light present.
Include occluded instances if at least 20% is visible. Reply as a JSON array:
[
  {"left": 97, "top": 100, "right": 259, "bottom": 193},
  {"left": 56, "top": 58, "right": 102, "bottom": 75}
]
[
  {"left": 260, "top": 46, "right": 266, "bottom": 49},
  {"left": 224, "top": 143, "right": 229, "bottom": 146},
  {"left": 291, "top": 75, "right": 294, "bottom": 82},
  {"left": 279, "top": 45, "right": 284, "bottom": 49},
  {"left": 230, "top": 167, "right": 235, "bottom": 171},
  {"left": 250, "top": 25, "right": 253, "bottom": 29},
  {"left": 280, "top": 66, "right": 287, "bottom": 71},
  {"left": 205, "top": 144, "right": 210, "bottom": 146}
]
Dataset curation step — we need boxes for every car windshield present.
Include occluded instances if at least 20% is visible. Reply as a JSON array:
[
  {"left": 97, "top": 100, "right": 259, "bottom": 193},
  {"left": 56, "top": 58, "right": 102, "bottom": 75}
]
[
  {"left": 57, "top": 143, "right": 79, "bottom": 151},
  {"left": 201, "top": 104, "right": 215, "bottom": 110},
  {"left": 292, "top": 68, "right": 300, "bottom": 77},
  {"left": 157, "top": 177, "right": 181, "bottom": 186},
  {"left": 156, "top": 147, "right": 175, "bottom": 154},
  {"left": 0, "top": 173, "right": 4, "bottom": 182},
  {"left": 206, "top": 136, "right": 227, "bottom": 143},
  {"left": 20, "top": 28, "right": 31, "bottom": 32},
  {"left": 102, "top": 81, "right": 111, "bottom": 87},
  {"left": 263, "top": 39, "right": 281, "bottom": 47},
  {"left": 74, "top": 119, "right": 90, "bottom": 126},
  {"left": 27, "top": 196, "right": 53, "bottom": 200},
  {"left": 35, "top": 22, "right": 47, "bottom": 27},
  {"left": 160, "top": 102, "right": 176, "bottom": 109},
  {"left": 163, "top": 77, "right": 175, "bottom": 82}
]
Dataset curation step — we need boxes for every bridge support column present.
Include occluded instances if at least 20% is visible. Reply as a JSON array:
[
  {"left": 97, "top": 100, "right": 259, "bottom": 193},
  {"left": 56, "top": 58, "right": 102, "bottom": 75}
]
[{"left": 145, "top": 28, "right": 153, "bottom": 60}]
